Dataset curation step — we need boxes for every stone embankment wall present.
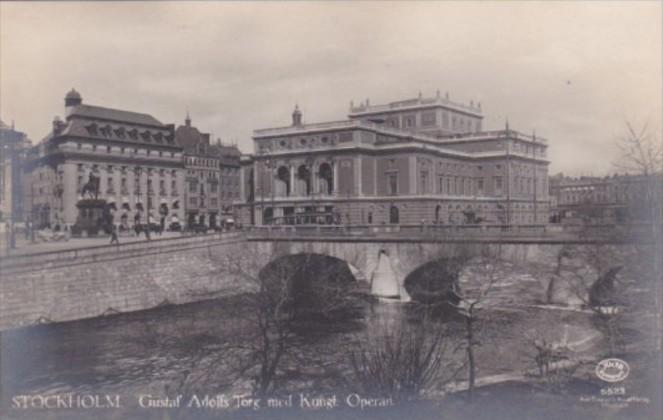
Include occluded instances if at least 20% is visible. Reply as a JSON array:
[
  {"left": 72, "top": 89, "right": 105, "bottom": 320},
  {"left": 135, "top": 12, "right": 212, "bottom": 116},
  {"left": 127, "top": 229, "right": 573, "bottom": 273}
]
[{"left": 0, "top": 233, "right": 254, "bottom": 331}]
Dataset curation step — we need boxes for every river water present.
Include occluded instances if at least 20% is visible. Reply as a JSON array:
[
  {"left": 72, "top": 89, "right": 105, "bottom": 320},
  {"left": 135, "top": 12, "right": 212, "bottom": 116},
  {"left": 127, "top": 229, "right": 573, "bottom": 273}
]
[{"left": 0, "top": 260, "right": 606, "bottom": 419}]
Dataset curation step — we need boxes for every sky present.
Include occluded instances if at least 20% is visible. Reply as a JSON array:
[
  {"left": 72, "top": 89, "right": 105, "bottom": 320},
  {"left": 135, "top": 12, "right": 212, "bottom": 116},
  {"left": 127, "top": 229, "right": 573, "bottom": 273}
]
[{"left": 1, "top": 1, "right": 661, "bottom": 176}]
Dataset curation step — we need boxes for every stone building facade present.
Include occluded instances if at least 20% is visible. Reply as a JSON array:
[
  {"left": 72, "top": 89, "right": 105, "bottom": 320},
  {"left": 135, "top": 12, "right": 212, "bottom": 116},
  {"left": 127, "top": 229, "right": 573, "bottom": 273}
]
[
  {"left": 237, "top": 93, "right": 550, "bottom": 226},
  {"left": 175, "top": 114, "right": 241, "bottom": 229},
  {"left": 549, "top": 173, "right": 654, "bottom": 224},
  {"left": 24, "top": 90, "right": 186, "bottom": 230},
  {"left": 0, "top": 120, "right": 31, "bottom": 223}
]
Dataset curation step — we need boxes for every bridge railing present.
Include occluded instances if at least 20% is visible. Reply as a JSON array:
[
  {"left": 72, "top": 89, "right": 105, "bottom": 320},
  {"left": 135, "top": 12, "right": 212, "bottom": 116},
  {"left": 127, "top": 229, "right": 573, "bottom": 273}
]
[
  {"left": 243, "top": 223, "right": 649, "bottom": 241},
  {"left": 245, "top": 224, "right": 552, "bottom": 239},
  {"left": 0, "top": 231, "right": 246, "bottom": 272}
]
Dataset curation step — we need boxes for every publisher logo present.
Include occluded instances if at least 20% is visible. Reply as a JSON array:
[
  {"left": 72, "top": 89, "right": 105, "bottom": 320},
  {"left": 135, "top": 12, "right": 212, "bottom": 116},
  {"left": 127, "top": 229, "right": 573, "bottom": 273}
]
[{"left": 596, "top": 358, "right": 630, "bottom": 383}]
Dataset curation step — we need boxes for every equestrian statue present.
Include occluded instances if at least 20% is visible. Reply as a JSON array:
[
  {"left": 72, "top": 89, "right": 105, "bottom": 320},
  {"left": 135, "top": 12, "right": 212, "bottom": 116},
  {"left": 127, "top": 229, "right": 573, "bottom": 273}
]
[{"left": 81, "top": 173, "right": 101, "bottom": 199}]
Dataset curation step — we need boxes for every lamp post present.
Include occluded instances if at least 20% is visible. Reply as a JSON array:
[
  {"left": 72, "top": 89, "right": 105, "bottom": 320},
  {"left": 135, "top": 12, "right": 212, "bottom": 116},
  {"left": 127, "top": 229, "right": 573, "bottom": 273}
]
[
  {"left": 532, "top": 131, "right": 538, "bottom": 224},
  {"left": 258, "top": 156, "right": 274, "bottom": 226},
  {"left": 30, "top": 182, "right": 36, "bottom": 243},
  {"left": 266, "top": 159, "right": 274, "bottom": 225}
]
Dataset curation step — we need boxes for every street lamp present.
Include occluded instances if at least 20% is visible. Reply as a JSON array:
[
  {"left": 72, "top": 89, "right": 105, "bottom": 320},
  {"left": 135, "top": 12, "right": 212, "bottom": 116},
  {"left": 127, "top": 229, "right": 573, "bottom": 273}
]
[{"left": 1, "top": 143, "right": 17, "bottom": 249}]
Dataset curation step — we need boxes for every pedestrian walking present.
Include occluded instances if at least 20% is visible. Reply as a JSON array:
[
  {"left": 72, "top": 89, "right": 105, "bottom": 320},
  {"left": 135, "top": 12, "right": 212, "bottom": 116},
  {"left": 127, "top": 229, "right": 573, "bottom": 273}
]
[{"left": 110, "top": 225, "right": 119, "bottom": 245}]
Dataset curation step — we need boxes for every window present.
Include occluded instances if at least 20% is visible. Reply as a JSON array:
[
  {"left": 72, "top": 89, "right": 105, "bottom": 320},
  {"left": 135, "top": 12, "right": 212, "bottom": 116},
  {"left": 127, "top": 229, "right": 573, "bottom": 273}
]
[
  {"left": 92, "top": 145, "right": 97, "bottom": 151},
  {"left": 189, "top": 182, "right": 197, "bottom": 193},
  {"left": 420, "top": 171, "right": 429, "bottom": 194},
  {"left": 477, "top": 179, "right": 484, "bottom": 195},
  {"left": 438, "top": 176, "right": 444, "bottom": 194},
  {"left": 422, "top": 112, "right": 436, "bottom": 126},
  {"left": 107, "top": 146, "right": 111, "bottom": 153},
  {"left": 388, "top": 174, "right": 398, "bottom": 196},
  {"left": 77, "top": 143, "right": 82, "bottom": 150},
  {"left": 494, "top": 176, "right": 503, "bottom": 195}
]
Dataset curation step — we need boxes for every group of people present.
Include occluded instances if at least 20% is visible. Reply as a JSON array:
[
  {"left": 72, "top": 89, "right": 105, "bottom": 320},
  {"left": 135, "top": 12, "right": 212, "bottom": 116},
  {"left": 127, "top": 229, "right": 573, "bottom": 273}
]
[{"left": 109, "top": 220, "right": 166, "bottom": 245}]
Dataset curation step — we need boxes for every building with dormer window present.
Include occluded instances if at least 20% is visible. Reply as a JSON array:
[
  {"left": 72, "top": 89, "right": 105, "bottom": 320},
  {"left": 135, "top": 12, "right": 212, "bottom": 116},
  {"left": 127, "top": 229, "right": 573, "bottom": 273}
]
[{"left": 24, "top": 89, "right": 185, "bottom": 230}]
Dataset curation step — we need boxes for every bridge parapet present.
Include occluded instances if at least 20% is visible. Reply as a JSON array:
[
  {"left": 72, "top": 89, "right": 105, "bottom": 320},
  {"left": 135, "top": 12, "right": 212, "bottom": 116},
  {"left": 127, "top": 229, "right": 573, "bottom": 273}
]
[
  {"left": 0, "top": 232, "right": 245, "bottom": 274},
  {"left": 245, "top": 223, "right": 645, "bottom": 243}
]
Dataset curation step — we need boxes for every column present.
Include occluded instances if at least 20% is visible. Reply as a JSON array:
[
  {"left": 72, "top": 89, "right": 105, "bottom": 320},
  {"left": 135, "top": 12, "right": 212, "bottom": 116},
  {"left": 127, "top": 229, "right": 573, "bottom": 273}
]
[
  {"left": 332, "top": 162, "right": 339, "bottom": 196},
  {"left": 290, "top": 165, "right": 296, "bottom": 197},
  {"left": 354, "top": 156, "right": 362, "bottom": 196},
  {"left": 239, "top": 166, "right": 245, "bottom": 202},
  {"left": 140, "top": 169, "right": 148, "bottom": 222},
  {"left": 409, "top": 156, "right": 417, "bottom": 195},
  {"left": 312, "top": 163, "right": 319, "bottom": 195}
]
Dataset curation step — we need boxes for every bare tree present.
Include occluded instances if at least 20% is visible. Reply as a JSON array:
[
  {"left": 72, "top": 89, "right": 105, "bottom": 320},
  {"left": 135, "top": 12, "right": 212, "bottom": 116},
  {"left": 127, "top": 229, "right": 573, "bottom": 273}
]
[
  {"left": 450, "top": 250, "right": 502, "bottom": 402},
  {"left": 349, "top": 306, "right": 464, "bottom": 401},
  {"left": 614, "top": 121, "right": 662, "bottom": 177},
  {"left": 613, "top": 121, "right": 663, "bottom": 347},
  {"left": 552, "top": 243, "right": 630, "bottom": 356},
  {"left": 524, "top": 329, "right": 577, "bottom": 393},
  {"left": 219, "top": 245, "right": 360, "bottom": 396}
]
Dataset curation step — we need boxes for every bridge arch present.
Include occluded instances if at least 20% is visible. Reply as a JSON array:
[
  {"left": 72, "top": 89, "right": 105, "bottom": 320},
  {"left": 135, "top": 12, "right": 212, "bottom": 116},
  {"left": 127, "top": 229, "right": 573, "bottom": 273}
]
[
  {"left": 402, "top": 258, "right": 465, "bottom": 305},
  {"left": 258, "top": 252, "right": 368, "bottom": 319},
  {"left": 259, "top": 252, "right": 368, "bottom": 284}
]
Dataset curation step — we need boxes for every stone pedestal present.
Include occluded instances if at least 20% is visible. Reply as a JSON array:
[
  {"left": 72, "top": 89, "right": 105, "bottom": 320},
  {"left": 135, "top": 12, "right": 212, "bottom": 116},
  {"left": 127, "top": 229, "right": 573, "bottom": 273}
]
[{"left": 72, "top": 199, "right": 108, "bottom": 237}]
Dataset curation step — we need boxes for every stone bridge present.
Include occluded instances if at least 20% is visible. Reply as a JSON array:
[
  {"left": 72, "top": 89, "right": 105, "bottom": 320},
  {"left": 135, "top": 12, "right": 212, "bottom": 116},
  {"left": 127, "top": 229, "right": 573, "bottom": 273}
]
[{"left": 0, "top": 229, "right": 638, "bottom": 331}]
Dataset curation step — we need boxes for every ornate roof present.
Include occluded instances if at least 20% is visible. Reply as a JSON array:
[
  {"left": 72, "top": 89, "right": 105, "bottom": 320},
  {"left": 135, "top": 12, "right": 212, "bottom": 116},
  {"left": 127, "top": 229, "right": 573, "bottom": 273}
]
[
  {"left": 65, "top": 88, "right": 82, "bottom": 100},
  {"left": 68, "top": 104, "right": 164, "bottom": 127},
  {"left": 174, "top": 124, "right": 206, "bottom": 150}
]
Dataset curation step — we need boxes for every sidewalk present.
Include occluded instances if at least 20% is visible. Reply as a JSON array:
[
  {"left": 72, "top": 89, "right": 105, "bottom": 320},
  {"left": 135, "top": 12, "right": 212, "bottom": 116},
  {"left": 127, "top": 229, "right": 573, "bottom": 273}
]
[{"left": 2, "top": 231, "right": 185, "bottom": 258}]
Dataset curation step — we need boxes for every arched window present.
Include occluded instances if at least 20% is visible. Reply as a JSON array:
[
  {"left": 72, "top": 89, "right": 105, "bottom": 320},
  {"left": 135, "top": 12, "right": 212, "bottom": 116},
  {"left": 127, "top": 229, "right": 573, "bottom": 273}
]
[
  {"left": 276, "top": 166, "right": 290, "bottom": 196},
  {"left": 318, "top": 163, "right": 333, "bottom": 195},
  {"left": 297, "top": 165, "right": 311, "bottom": 196}
]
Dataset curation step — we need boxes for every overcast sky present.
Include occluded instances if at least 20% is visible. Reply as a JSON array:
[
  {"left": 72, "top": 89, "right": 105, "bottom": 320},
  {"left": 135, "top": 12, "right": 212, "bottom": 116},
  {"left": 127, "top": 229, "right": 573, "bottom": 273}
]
[{"left": 1, "top": 1, "right": 661, "bottom": 175}]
